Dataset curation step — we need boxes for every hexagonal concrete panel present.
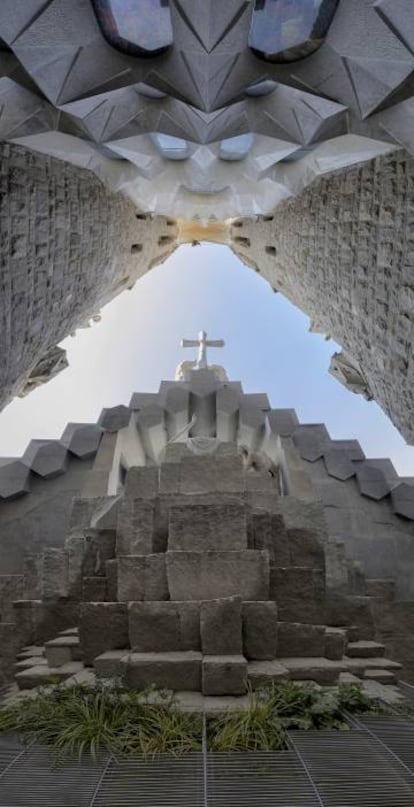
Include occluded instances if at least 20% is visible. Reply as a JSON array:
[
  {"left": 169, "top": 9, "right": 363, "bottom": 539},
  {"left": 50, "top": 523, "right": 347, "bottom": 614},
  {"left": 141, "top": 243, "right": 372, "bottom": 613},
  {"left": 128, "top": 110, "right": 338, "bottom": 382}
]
[
  {"left": 0, "top": 458, "right": 31, "bottom": 499},
  {"left": 23, "top": 440, "right": 69, "bottom": 479},
  {"left": 98, "top": 405, "right": 131, "bottom": 432},
  {"left": 323, "top": 449, "right": 355, "bottom": 481},
  {"left": 61, "top": 423, "right": 103, "bottom": 459},
  {"left": 355, "top": 463, "right": 391, "bottom": 501},
  {"left": 391, "top": 482, "right": 414, "bottom": 520}
]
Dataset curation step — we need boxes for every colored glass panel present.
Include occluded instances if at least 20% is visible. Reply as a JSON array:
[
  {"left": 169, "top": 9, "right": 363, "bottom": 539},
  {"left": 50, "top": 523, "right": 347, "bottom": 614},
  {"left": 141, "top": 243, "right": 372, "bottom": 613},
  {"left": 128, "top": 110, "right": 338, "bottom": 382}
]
[
  {"left": 92, "top": 0, "right": 173, "bottom": 57},
  {"left": 220, "top": 134, "right": 254, "bottom": 161},
  {"left": 249, "top": 0, "right": 339, "bottom": 63},
  {"left": 152, "top": 134, "right": 189, "bottom": 159}
]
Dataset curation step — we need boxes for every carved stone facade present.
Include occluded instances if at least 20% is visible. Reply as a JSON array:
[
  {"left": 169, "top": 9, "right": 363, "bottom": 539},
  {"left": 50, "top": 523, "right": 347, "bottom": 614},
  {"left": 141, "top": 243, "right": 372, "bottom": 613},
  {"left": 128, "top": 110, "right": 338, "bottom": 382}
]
[
  {"left": 0, "top": 144, "right": 178, "bottom": 410},
  {"left": 231, "top": 150, "right": 414, "bottom": 444}
]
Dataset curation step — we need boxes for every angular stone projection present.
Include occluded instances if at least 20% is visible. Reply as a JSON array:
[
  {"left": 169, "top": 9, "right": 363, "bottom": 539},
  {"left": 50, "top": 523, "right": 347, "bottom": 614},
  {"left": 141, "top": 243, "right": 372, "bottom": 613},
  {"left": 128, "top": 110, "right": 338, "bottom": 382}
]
[
  {"left": 249, "top": 0, "right": 340, "bottom": 62},
  {"left": 92, "top": 0, "right": 173, "bottom": 56}
]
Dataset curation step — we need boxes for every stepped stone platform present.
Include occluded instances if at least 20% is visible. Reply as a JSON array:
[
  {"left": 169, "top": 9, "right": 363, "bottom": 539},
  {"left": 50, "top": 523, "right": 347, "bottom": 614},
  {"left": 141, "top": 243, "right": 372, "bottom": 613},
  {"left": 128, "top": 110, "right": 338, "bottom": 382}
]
[{"left": 6, "top": 444, "right": 404, "bottom": 706}]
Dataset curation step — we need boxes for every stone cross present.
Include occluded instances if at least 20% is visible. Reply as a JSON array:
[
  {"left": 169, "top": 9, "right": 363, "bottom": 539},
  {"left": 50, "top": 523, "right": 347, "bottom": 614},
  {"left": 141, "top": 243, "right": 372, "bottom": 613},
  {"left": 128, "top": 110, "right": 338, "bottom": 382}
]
[{"left": 181, "top": 330, "right": 225, "bottom": 369}]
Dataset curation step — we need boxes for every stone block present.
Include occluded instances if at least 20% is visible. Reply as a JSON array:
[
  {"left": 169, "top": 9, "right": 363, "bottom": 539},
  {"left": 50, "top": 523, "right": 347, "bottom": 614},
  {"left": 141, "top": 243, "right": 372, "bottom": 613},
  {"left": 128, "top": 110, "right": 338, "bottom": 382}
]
[
  {"left": 91, "top": 497, "right": 121, "bottom": 530},
  {"left": 42, "top": 549, "right": 69, "bottom": 599},
  {"left": 82, "top": 577, "right": 107, "bottom": 602},
  {"left": 82, "top": 529, "right": 115, "bottom": 577},
  {"left": 117, "top": 555, "right": 168, "bottom": 602},
  {"left": 105, "top": 560, "right": 118, "bottom": 601},
  {"left": 0, "top": 575, "right": 24, "bottom": 621},
  {"left": 122, "top": 652, "right": 202, "bottom": 691},
  {"left": 326, "top": 595, "right": 375, "bottom": 640},
  {"left": 124, "top": 466, "right": 158, "bottom": 498},
  {"left": 364, "top": 669, "right": 396, "bottom": 684},
  {"left": 0, "top": 459, "right": 31, "bottom": 499},
  {"left": 94, "top": 650, "right": 129, "bottom": 678},
  {"left": 45, "top": 635, "right": 81, "bottom": 668},
  {"left": 166, "top": 551, "right": 269, "bottom": 601},
  {"left": 247, "top": 660, "right": 289, "bottom": 689},
  {"left": 251, "top": 512, "right": 290, "bottom": 566},
  {"left": 116, "top": 499, "right": 154, "bottom": 555},
  {"left": 200, "top": 597, "right": 242, "bottom": 655},
  {"left": 270, "top": 567, "right": 325, "bottom": 623},
  {"left": 23, "top": 554, "right": 43, "bottom": 599},
  {"left": 281, "top": 658, "right": 342, "bottom": 684},
  {"left": 168, "top": 503, "right": 247, "bottom": 551},
  {"left": 325, "top": 628, "right": 347, "bottom": 660},
  {"left": 16, "top": 662, "right": 84, "bottom": 690},
  {"left": 202, "top": 655, "right": 247, "bottom": 696},
  {"left": 277, "top": 623, "right": 326, "bottom": 657},
  {"left": 24, "top": 439, "right": 69, "bottom": 478},
  {"left": 128, "top": 601, "right": 200, "bottom": 652},
  {"left": 347, "top": 641, "right": 385, "bottom": 658},
  {"left": 287, "top": 529, "right": 325, "bottom": 570},
  {"left": 0, "top": 623, "right": 19, "bottom": 683},
  {"left": 159, "top": 463, "right": 180, "bottom": 494},
  {"left": 180, "top": 456, "right": 244, "bottom": 494},
  {"left": 80, "top": 603, "right": 128, "bottom": 665},
  {"left": 242, "top": 601, "right": 278, "bottom": 660}
]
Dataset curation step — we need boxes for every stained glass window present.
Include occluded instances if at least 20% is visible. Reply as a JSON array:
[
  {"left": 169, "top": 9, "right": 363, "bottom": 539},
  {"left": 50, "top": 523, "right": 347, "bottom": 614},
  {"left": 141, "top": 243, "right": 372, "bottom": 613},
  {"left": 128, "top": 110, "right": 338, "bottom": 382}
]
[
  {"left": 152, "top": 134, "right": 189, "bottom": 160},
  {"left": 92, "top": 0, "right": 173, "bottom": 57},
  {"left": 249, "top": 0, "right": 339, "bottom": 63}
]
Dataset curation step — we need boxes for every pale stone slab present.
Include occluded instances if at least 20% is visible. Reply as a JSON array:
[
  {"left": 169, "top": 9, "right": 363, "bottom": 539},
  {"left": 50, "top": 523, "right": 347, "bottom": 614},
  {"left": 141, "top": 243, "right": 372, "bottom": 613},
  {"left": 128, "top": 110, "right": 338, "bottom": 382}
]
[
  {"left": 242, "top": 601, "right": 278, "bottom": 660},
  {"left": 168, "top": 503, "right": 247, "bottom": 551},
  {"left": 128, "top": 601, "right": 200, "bottom": 652},
  {"left": 347, "top": 641, "right": 385, "bottom": 658},
  {"left": 16, "top": 662, "right": 84, "bottom": 690},
  {"left": 202, "top": 655, "right": 247, "bottom": 696},
  {"left": 122, "top": 651, "right": 202, "bottom": 691},
  {"left": 166, "top": 551, "right": 269, "bottom": 601},
  {"left": 117, "top": 555, "right": 168, "bottom": 602},
  {"left": 364, "top": 668, "right": 396, "bottom": 684},
  {"left": 200, "top": 597, "right": 242, "bottom": 655}
]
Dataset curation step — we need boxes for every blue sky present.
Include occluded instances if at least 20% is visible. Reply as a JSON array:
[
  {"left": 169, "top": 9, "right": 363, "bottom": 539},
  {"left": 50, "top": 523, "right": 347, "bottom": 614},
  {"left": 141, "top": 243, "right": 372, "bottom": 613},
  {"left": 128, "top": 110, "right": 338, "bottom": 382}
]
[{"left": 0, "top": 243, "right": 413, "bottom": 475}]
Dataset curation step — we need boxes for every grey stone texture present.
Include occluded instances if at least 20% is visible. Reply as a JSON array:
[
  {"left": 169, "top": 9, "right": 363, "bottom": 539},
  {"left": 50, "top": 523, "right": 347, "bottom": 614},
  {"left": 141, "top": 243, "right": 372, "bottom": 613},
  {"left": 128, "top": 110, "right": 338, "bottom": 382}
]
[
  {"left": 231, "top": 151, "right": 414, "bottom": 445},
  {"left": 128, "top": 602, "right": 200, "bottom": 652},
  {"left": 116, "top": 499, "right": 154, "bottom": 555},
  {"left": 277, "top": 623, "right": 326, "bottom": 658},
  {"left": 0, "top": 143, "right": 177, "bottom": 411},
  {"left": 166, "top": 550, "right": 270, "bottom": 601},
  {"left": 82, "top": 529, "right": 115, "bottom": 577},
  {"left": 242, "top": 601, "right": 278, "bottom": 660},
  {"left": 200, "top": 597, "right": 242, "bottom": 655},
  {"left": 168, "top": 503, "right": 247, "bottom": 551},
  {"left": 117, "top": 556, "right": 168, "bottom": 602},
  {"left": 42, "top": 549, "right": 69, "bottom": 599},
  {"left": 79, "top": 603, "right": 128, "bottom": 665},
  {"left": 94, "top": 650, "right": 129, "bottom": 678},
  {"left": 123, "top": 652, "right": 202, "bottom": 692},
  {"left": 202, "top": 655, "right": 247, "bottom": 696}
]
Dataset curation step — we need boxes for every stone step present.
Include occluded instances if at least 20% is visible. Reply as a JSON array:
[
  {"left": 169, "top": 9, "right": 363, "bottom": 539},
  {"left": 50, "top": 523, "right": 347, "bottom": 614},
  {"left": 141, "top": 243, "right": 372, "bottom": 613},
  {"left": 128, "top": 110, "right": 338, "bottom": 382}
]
[
  {"left": 16, "top": 646, "right": 45, "bottom": 660},
  {"left": 338, "top": 672, "right": 361, "bottom": 685},
  {"left": 15, "top": 662, "right": 84, "bottom": 690},
  {"left": 325, "top": 628, "right": 347, "bottom": 660},
  {"left": 342, "top": 656, "right": 402, "bottom": 678},
  {"left": 279, "top": 658, "right": 344, "bottom": 685},
  {"left": 362, "top": 680, "right": 405, "bottom": 704},
  {"left": 247, "top": 660, "right": 290, "bottom": 689},
  {"left": 364, "top": 669, "right": 397, "bottom": 685},
  {"left": 94, "top": 650, "right": 130, "bottom": 678},
  {"left": 14, "top": 656, "right": 47, "bottom": 673},
  {"left": 58, "top": 627, "right": 79, "bottom": 636},
  {"left": 122, "top": 651, "right": 202, "bottom": 692},
  {"left": 347, "top": 641, "right": 385, "bottom": 658},
  {"left": 202, "top": 655, "right": 247, "bottom": 696},
  {"left": 44, "top": 635, "right": 83, "bottom": 668}
]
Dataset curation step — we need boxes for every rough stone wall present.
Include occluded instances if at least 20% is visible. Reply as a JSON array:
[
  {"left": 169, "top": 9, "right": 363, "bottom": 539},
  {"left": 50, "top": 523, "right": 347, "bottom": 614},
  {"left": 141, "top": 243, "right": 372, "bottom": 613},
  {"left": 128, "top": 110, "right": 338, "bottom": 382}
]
[
  {"left": 0, "top": 143, "right": 178, "bottom": 409},
  {"left": 231, "top": 150, "right": 414, "bottom": 444}
]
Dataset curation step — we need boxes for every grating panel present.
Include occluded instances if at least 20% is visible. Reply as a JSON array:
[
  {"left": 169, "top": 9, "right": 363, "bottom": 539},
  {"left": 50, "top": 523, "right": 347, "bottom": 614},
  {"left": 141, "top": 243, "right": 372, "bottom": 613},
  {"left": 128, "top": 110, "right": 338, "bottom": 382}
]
[
  {"left": 357, "top": 716, "right": 414, "bottom": 776},
  {"left": 93, "top": 753, "right": 205, "bottom": 807},
  {"left": 207, "top": 750, "right": 320, "bottom": 806},
  {"left": 290, "top": 729, "right": 414, "bottom": 807},
  {"left": 0, "top": 747, "right": 108, "bottom": 807}
]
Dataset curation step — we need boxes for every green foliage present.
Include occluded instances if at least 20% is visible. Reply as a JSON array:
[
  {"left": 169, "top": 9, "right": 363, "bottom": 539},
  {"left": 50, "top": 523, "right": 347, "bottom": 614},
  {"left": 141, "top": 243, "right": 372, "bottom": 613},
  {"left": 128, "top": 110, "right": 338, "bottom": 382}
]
[{"left": 0, "top": 679, "right": 393, "bottom": 761}]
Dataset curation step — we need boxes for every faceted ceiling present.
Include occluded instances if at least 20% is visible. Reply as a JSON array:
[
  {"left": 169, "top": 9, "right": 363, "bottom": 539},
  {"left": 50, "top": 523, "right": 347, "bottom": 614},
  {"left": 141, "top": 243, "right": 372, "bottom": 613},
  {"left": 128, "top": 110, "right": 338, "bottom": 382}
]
[{"left": 0, "top": 0, "right": 413, "bottom": 218}]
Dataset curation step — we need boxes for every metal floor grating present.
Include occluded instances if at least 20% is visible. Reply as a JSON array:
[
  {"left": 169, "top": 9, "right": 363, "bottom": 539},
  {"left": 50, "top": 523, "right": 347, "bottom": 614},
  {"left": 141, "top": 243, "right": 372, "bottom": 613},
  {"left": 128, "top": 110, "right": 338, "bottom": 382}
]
[{"left": 0, "top": 719, "right": 414, "bottom": 806}]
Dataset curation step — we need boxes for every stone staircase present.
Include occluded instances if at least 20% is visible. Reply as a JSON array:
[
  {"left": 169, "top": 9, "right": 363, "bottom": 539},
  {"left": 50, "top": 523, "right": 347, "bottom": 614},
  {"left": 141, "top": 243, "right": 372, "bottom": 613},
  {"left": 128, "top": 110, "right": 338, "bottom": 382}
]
[{"left": 6, "top": 451, "right": 405, "bottom": 706}]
